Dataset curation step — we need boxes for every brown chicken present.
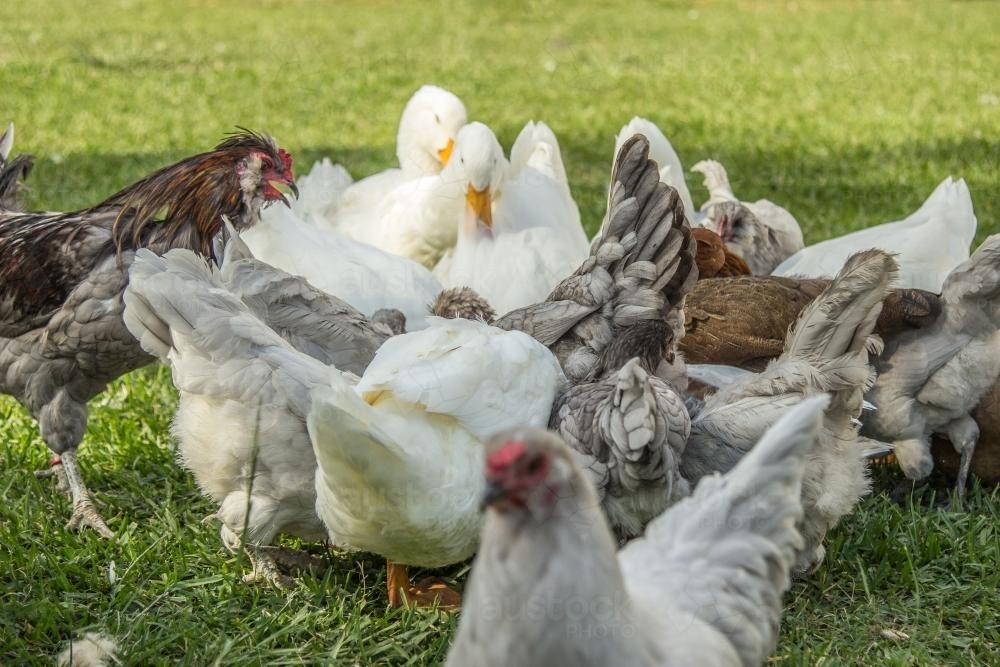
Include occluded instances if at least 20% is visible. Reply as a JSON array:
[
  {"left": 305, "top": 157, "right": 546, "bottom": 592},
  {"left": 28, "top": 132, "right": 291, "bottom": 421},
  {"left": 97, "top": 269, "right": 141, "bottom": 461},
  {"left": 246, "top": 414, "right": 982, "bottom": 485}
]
[
  {"left": 0, "top": 129, "right": 296, "bottom": 537},
  {"left": 692, "top": 227, "right": 751, "bottom": 278},
  {"left": 680, "top": 275, "right": 941, "bottom": 370}
]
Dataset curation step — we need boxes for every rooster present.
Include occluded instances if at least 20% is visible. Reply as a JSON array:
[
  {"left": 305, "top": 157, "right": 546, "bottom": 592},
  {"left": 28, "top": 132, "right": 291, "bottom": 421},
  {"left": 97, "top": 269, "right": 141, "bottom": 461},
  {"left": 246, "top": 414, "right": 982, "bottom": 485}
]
[{"left": 0, "top": 129, "right": 296, "bottom": 538}]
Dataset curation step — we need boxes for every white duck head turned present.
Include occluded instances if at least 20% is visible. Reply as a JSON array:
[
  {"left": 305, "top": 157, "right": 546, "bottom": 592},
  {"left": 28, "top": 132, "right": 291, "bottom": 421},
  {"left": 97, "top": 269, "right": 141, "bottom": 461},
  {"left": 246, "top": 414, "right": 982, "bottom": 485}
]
[
  {"left": 448, "top": 121, "right": 509, "bottom": 235},
  {"left": 396, "top": 84, "right": 468, "bottom": 178}
]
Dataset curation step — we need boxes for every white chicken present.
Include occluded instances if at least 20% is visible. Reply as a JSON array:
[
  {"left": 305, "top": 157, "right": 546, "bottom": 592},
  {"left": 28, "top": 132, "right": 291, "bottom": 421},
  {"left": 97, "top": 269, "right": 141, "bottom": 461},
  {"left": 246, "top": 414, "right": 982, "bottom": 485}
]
[
  {"left": 124, "top": 242, "right": 563, "bottom": 601},
  {"left": 309, "top": 316, "right": 565, "bottom": 607},
  {"left": 691, "top": 158, "right": 805, "bottom": 274},
  {"left": 681, "top": 249, "right": 896, "bottom": 575},
  {"left": 447, "top": 396, "right": 829, "bottom": 667},
  {"left": 433, "top": 121, "right": 590, "bottom": 314},
  {"left": 772, "top": 176, "right": 977, "bottom": 292},
  {"left": 123, "top": 248, "right": 342, "bottom": 586}
]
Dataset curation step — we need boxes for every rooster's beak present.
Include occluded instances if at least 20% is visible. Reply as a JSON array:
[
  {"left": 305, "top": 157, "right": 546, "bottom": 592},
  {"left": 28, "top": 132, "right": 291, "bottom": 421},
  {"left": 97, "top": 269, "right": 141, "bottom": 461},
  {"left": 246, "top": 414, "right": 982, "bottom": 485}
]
[
  {"left": 437, "top": 138, "right": 455, "bottom": 166},
  {"left": 466, "top": 184, "right": 492, "bottom": 229}
]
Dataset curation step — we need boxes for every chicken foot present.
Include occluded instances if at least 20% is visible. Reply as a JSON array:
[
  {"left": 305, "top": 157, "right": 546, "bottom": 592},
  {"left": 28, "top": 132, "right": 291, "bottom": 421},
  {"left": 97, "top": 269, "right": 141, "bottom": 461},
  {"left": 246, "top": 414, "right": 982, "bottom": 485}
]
[
  {"left": 243, "top": 545, "right": 327, "bottom": 588},
  {"left": 386, "top": 560, "right": 462, "bottom": 611},
  {"left": 35, "top": 450, "right": 114, "bottom": 539}
]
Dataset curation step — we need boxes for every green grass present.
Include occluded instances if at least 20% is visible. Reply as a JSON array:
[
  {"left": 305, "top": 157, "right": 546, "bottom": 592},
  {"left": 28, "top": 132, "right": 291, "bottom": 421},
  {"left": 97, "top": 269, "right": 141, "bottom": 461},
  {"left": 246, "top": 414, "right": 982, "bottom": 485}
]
[{"left": 2, "top": 0, "right": 1000, "bottom": 663}]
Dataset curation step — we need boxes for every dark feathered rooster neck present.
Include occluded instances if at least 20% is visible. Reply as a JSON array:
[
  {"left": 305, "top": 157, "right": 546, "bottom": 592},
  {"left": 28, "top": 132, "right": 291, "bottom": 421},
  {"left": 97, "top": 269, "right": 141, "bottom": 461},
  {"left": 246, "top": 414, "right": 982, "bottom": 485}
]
[{"left": 103, "top": 129, "right": 294, "bottom": 259}]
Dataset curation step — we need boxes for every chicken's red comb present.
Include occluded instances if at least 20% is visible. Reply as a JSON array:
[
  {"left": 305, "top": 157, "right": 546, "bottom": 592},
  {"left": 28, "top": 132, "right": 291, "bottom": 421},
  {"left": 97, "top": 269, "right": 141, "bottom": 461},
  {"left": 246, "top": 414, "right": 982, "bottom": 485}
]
[
  {"left": 486, "top": 440, "right": 527, "bottom": 475},
  {"left": 278, "top": 148, "right": 294, "bottom": 176}
]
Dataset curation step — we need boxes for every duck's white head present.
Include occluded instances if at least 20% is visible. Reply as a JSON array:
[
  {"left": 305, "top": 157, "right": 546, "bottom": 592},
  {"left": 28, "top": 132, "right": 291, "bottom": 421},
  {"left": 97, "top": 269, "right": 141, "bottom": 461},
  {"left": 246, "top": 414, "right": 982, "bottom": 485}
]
[
  {"left": 449, "top": 122, "right": 508, "bottom": 234},
  {"left": 397, "top": 84, "right": 468, "bottom": 177}
]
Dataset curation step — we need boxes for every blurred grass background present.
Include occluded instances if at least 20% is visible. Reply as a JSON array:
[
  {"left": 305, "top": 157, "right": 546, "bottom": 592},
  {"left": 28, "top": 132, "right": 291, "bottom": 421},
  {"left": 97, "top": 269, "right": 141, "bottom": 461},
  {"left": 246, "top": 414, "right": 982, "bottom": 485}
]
[{"left": 1, "top": 0, "right": 999, "bottom": 664}]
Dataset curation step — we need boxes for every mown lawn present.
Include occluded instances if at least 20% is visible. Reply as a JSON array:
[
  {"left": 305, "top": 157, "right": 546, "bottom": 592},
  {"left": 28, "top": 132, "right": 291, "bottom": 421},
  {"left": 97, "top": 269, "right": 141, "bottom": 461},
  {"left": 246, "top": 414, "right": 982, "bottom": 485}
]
[{"left": 2, "top": 0, "right": 999, "bottom": 664}]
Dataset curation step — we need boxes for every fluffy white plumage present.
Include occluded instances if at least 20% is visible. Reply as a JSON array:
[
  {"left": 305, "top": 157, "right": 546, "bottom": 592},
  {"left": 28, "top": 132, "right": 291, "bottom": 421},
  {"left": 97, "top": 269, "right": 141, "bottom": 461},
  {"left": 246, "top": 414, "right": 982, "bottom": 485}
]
[
  {"left": 123, "top": 248, "right": 340, "bottom": 553},
  {"left": 434, "top": 121, "right": 589, "bottom": 315},
  {"left": 772, "top": 177, "right": 977, "bottom": 292},
  {"left": 309, "top": 316, "right": 565, "bottom": 566},
  {"left": 56, "top": 632, "right": 119, "bottom": 667}
]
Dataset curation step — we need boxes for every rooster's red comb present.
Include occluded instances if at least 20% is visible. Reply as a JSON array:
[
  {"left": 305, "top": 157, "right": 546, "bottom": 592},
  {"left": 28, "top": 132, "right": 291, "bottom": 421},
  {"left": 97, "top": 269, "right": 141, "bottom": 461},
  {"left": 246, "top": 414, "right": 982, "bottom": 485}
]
[{"left": 278, "top": 148, "right": 294, "bottom": 177}]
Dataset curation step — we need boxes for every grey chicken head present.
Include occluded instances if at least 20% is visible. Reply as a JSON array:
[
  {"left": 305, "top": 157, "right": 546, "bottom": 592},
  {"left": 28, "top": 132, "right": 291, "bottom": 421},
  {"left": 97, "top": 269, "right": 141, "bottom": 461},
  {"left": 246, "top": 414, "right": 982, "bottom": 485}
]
[
  {"left": 707, "top": 200, "right": 761, "bottom": 256},
  {"left": 482, "top": 427, "right": 588, "bottom": 519}
]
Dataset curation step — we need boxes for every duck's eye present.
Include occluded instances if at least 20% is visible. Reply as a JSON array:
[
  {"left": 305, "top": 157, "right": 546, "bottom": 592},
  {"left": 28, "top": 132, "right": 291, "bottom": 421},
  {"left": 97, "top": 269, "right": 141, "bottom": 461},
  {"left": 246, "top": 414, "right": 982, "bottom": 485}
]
[{"left": 434, "top": 113, "right": 441, "bottom": 124}]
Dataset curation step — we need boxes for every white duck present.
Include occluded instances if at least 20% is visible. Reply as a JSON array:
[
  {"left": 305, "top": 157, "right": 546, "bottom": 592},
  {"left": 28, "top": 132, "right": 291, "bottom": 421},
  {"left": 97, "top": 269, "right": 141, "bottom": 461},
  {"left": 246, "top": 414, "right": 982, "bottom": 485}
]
[
  {"left": 309, "top": 316, "right": 565, "bottom": 607},
  {"left": 772, "top": 177, "right": 977, "bottom": 292},
  {"left": 434, "top": 121, "right": 589, "bottom": 315},
  {"left": 303, "top": 84, "right": 469, "bottom": 267},
  {"left": 447, "top": 397, "right": 828, "bottom": 667},
  {"left": 614, "top": 116, "right": 697, "bottom": 222}
]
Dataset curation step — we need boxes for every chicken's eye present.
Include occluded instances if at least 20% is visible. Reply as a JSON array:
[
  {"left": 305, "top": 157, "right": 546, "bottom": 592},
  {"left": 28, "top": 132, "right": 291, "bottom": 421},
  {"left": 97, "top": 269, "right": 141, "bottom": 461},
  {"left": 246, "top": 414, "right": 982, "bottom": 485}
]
[{"left": 525, "top": 456, "right": 545, "bottom": 475}]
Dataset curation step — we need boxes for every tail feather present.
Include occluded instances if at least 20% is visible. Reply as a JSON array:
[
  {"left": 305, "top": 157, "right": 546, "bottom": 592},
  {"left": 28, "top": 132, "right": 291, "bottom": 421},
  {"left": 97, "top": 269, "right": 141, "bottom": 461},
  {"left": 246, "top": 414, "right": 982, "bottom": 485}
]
[
  {"left": 0, "top": 154, "right": 34, "bottom": 211},
  {"left": 690, "top": 159, "right": 736, "bottom": 209},
  {"left": 785, "top": 249, "right": 898, "bottom": 361}
]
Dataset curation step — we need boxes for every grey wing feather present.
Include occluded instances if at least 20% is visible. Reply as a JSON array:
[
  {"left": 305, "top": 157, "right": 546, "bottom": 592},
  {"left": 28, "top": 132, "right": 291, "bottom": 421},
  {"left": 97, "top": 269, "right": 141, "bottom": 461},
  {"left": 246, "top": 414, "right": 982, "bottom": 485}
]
[
  {"left": 620, "top": 397, "right": 827, "bottom": 667},
  {"left": 219, "top": 233, "right": 390, "bottom": 374},
  {"left": 124, "top": 248, "right": 332, "bottom": 419}
]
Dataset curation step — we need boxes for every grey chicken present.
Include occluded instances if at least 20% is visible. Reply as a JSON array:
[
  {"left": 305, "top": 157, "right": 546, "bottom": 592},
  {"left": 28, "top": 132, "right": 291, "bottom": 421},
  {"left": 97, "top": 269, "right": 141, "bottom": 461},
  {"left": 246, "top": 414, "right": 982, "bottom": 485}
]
[
  {"left": 549, "top": 319, "right": 691, "bottom": 541},
  {"left": 447, "top": 396, "right": 829, "bottom": 667},
  {"left": 496, "top": 134, "right": 697, "bottom": 385},
  {"left": 0, "top": 130, "right": 295, "bottom": 537},
  {"left": 691, "top": 159, "right": 804, "bottom": 274},
  {"left": 681, "top": 249, "right": 896, "bottom": 575},
  {"left": 864, "top": 234, "right": 1000, "bottom": 498}
]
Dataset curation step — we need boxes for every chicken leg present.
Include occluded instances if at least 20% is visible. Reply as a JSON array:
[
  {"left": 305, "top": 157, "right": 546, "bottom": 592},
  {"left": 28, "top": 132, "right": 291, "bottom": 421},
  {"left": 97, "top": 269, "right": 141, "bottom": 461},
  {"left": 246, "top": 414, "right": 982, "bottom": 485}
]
[
  {"left": 386, "top": 560, "right": 461, "bottom": 611},
  {"left": 35, "top": 451, "right": 113, "bottom": 539},
  {"left": 243, "top": 545, "right": 327, "bottom": 588},
  {"left": 946, "top": 415, "right": 980, "bottom": 501}
]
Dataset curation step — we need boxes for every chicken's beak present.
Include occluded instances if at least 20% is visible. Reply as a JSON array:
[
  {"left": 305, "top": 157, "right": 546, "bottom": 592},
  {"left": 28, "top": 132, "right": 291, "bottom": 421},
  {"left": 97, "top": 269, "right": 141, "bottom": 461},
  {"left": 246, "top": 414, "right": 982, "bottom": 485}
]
[
  {"left": 437, "top": 138, "right": 455, "bottom": 166},
  {"left": 481, "top": 479, "right": 508, "bottom": 510},
  {"left": 466, "top": 184, "right": 492, "bottom": 229},
  {"left": 267, "top": 179, "right": 298, "bottom": 208}
]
